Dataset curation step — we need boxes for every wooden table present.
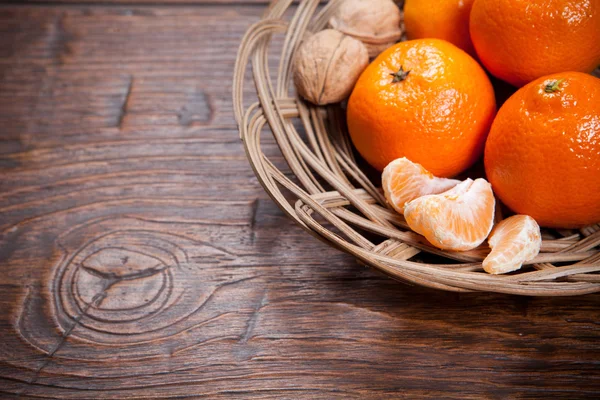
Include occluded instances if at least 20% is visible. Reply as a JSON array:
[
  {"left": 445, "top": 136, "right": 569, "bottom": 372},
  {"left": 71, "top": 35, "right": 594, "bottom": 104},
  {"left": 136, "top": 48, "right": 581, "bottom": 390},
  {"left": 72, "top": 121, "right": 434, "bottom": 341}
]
[{"left": 1, "top": 1, "right": 599, "bottom": 398}]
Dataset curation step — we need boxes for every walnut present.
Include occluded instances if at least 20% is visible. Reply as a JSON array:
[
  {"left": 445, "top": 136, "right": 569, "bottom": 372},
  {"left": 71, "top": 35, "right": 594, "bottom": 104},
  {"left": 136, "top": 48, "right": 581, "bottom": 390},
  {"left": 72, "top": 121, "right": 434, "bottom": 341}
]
[
  {"left": 293, "top": 29, "right": 369, "bottom": 105},
  {"left": 329, "top": 0, "right": 403, "bottom": 58}
]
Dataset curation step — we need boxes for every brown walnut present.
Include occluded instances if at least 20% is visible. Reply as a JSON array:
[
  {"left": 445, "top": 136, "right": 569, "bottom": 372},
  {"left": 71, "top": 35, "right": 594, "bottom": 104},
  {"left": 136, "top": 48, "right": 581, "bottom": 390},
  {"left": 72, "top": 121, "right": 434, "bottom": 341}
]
[
  {"left": 329, "top": 0, "right": 403, "bottom": 58},
  {"left": 293, "top": 29, "right": 369, "bottom": 105}
]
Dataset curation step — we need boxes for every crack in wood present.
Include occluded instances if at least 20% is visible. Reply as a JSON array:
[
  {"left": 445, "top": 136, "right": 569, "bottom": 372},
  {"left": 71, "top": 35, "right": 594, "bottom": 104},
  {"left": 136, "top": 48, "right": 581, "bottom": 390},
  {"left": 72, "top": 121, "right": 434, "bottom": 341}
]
[
  {"left": 249, "top": 198, "right": 259, "bottom": 245},
  {"left": 564, "top": 318, "right": 600, "bottom": 326},
  {"left": 177, "top": 89, "right": 213, "bottom": 127},
  {"left": 239, "top": 289, "right": 267, "bottom": 344},
  {"left": 48, "top": 13, "right": 73, "bottom": 65},
  {"left": 81, "top": 261, "right": 166, "bottom": 281},
  {"left": 117, "top": 76, "right": 134, "bottom": 130},
  {"left": 20, "top": 287, "right": 109, "bottom": 395},
  {"left": 168, "top": 275, "right": 262, "bottom": 355}
]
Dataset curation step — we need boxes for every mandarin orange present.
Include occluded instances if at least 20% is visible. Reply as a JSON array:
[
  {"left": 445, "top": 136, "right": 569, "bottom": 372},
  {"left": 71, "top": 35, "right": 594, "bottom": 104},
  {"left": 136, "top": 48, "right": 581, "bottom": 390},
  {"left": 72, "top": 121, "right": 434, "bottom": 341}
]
[
  {"left": 484, "top": 72, "right": 600, "bottom": 228},
  {"left": 404, "top": 0, "right": 476, "bottom": 55},
  {"left": 347, "top": 39, "right": 496, "bottom": 177},
  {"left": 470, "top": 0, "right": 600, "bottom": 87}
]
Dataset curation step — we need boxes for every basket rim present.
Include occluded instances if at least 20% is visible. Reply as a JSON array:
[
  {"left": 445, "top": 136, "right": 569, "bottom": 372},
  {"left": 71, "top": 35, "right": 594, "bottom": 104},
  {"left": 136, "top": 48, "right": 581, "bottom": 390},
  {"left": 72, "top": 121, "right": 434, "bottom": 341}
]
[{"left": 232, "top": 0, "right": 600, "bottom": 296}]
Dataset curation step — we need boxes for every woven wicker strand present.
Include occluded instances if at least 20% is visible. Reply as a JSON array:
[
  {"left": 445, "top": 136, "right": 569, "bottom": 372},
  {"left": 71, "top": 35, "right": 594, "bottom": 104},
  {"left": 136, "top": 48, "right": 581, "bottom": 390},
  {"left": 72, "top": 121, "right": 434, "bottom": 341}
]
[{"left": 233, "top": 0, "right": 600, "bottom": 296}]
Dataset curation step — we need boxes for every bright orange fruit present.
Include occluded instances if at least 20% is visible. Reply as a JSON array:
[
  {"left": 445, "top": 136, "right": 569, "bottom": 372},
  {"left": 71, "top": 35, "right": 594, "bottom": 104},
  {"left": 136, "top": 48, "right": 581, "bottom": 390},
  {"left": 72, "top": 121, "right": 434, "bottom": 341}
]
[
  {"left": 483, "top": 215, "right": 542, "bottom": 275},
  {"left": 382, "top": 157, "right": 459, "bottom": 214},
  {"left": 484, "top": 72, "right": 600, "bottom": 228},
  {"left": 404, "top": 178, "right": 495, "bottom": 251},
  {"left": 347, "top": 39, "right": 496, "bottom": 177},
  {"left": 404, "top": 0, "right": 476, "bottom": 55},
  {"left": 470, "top": 0, "right": 600, "bottom": 87}
]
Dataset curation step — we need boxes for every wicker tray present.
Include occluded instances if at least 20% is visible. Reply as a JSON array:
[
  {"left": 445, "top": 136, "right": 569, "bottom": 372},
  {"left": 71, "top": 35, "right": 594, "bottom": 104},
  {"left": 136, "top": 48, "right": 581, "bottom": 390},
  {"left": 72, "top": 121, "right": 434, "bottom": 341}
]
[{"left": 232, "top": 0, "right": 600, "bottom": 296}]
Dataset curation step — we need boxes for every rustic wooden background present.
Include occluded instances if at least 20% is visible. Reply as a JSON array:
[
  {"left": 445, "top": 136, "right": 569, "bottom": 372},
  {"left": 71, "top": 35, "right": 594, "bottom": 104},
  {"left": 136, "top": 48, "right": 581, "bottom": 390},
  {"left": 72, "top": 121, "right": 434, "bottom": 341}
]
[{"left": 1, "top": 0, "right": 599, "bottom": 398}]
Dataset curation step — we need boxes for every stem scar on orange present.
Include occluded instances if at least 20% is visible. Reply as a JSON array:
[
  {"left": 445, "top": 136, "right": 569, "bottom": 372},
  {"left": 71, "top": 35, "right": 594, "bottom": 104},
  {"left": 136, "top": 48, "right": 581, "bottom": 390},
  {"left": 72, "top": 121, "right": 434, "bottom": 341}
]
[
  {"left": 484, "top": 72, "right": 600, "bottom": 228},
  {"left": 347, "top": 39, "right": 496, "bottom": 178}
]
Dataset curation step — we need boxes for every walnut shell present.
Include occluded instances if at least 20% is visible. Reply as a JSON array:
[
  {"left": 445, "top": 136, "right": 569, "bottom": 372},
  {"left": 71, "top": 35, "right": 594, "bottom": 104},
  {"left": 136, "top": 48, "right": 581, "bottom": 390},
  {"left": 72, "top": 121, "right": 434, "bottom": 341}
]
[
  {"left": 329, "top": 0, "right": 403, "bottom": 57},
  {"left": 293, "top": 29, "right": 369, "bottom": 105}
]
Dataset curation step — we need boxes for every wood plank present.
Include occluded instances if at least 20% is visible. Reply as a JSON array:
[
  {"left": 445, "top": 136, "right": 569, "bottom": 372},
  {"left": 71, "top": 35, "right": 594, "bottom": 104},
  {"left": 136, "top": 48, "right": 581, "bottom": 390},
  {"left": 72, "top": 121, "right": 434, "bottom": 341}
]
[
  {"left": 0, "top": 3, "right": 599, "bottom": 399},
  {"left": 0, "top": 4, "right": 266, "bottom": 144},
  {"left": 11, "top": 0, "right": 276, "bottom": 4}
]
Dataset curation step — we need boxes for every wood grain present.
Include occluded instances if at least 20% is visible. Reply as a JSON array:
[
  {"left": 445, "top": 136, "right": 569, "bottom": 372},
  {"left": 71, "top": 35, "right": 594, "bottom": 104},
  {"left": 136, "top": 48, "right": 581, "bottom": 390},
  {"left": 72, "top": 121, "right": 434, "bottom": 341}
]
[
  {"left": 17, "top": 0, "right": 280, "bottom": 4},
  {"left": 1, "top": 2, "right": 600, "bottom": 399}
]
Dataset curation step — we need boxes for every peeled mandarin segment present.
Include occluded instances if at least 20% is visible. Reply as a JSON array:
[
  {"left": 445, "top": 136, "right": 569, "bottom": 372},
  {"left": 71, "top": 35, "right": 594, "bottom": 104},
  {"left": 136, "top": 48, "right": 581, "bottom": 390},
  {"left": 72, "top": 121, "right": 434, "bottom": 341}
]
[
  {"left": 404, "top": 178, "right": 496, "bottom": 251},
  {"left": 482, "top": 215, "right": 541, "bottom": 275},
  {"left": 382, "top": 157, "right": 460, "bottom": 215}
]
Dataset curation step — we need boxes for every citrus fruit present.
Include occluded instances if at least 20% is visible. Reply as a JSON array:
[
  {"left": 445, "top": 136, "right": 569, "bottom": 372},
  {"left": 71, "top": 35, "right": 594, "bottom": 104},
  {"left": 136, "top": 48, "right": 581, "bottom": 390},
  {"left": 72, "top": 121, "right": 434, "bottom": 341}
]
[
  {"left": 382, "top": 157, "right": 460, "bottom": 214},
  {"left": 347, "top": 39, "right": 496, "bottom": 177},
  {"left": 404, "top": 178, "right": 495, "bottom": 251},
  {"left": 484, "top": 72, "right": 600, "bottom": 228},
  {"left": 483, "top": 215, "right": 542, "bottom": 275},
  {"left": 404, "top": 0, "right": 476, "bottom": 55},
  {"left": 470, "top": 0, "right": 600, "bottom": 87}
]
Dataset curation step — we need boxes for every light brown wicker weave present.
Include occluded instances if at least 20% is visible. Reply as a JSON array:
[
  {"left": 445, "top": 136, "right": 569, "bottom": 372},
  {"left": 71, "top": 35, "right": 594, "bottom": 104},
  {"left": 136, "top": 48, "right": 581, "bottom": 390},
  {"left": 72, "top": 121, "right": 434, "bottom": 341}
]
[{"left": 232, "top": 0, "right": 600, "bottom": 296}]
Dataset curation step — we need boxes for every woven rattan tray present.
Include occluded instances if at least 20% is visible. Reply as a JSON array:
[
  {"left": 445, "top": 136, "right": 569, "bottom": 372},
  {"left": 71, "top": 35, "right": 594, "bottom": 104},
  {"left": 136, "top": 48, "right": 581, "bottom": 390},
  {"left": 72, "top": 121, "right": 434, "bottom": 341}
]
[{"left": 232, "top": 0, "right": 600, "bottom": 296}]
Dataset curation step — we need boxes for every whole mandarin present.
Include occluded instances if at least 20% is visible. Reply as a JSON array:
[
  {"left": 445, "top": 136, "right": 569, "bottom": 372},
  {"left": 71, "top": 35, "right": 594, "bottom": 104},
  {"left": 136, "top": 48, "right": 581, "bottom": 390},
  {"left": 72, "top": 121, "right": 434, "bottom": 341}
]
[
  {"left": 470, "top": 0, "right": 600, "bottom": 87},
  {"left": 484, "top": 72, "right": 600, "bottom": 228},
  {"left": 404, "top": 0, "right": 476, "bottom": 55},
  {"left": 347, "top": 39, "right": 496, "bottom": 177}
]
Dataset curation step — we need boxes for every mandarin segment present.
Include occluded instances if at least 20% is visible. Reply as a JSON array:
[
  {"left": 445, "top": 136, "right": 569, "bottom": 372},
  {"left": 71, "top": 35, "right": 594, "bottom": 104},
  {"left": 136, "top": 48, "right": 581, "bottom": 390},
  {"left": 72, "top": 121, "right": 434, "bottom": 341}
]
[
  {"left": 404, "top": 178, "right": 495, "bottom": 251},
  {"left": 347, "top": 39, "right": 496, "bottom": 177},
  {"left": 482, "top": 215, "right": 542, "bottom": 275},
  {"left": 382, "top": 157, "right": 460, "bottom": 215}
]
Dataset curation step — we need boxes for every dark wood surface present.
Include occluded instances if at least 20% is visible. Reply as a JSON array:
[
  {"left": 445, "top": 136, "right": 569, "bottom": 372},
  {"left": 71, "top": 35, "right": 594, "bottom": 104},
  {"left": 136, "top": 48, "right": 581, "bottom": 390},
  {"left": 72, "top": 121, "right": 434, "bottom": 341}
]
[{"left": 1, "top": 1, "right": 599, "bottom": 398}]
